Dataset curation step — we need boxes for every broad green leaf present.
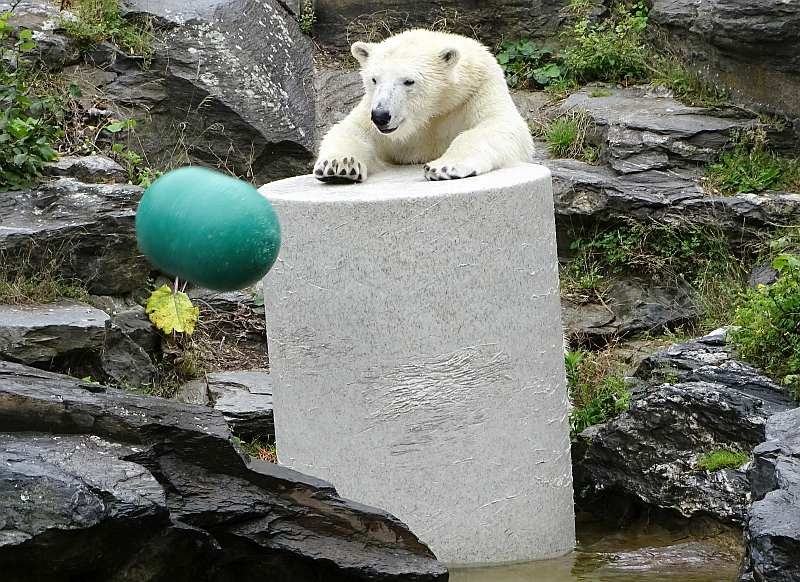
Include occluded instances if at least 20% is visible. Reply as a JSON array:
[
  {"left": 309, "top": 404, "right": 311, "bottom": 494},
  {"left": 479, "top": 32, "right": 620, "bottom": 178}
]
[{"left": 146, "top": 285, "right": 200, "bottom": 335}]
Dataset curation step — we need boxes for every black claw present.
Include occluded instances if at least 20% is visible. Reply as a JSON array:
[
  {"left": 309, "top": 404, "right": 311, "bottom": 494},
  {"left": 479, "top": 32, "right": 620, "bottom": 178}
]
[
  {"left": 323, "top": 160, "right": 328, "bottom": 167},
  {"left": 423, "top": 164, "right": 430, "bottom": 171},
  {"left": 326, "top": 168, "right": 335, "bottom": 176},
  {"left": 315, "top": 168, "right": 323, "bottom": 176},
  {"left": 349, "top": 167, "right": 357, "bottom": 176},
  {"left": 466, "top": 170, "right": 477, "bottom": 177}
]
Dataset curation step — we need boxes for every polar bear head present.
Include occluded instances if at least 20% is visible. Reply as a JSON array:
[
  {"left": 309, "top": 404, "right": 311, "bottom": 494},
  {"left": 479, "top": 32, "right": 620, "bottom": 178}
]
[{"left": 351, "top": 30, "right": 465, "bottom": 140}]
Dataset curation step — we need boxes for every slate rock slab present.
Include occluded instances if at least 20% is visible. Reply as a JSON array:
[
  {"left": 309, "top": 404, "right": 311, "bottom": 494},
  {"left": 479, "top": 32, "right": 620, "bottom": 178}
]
[
  {"left": 573, "top": 330, "right": 794, "bottom": 525},
  {"left": 0, "top": 178, "right": 148, "bottom": 295},
  {"left": 44, "top": 155, "right": 127, "bottom": 183},
  {"left": 0, "top": 361, "right": 447, "bottom": 582},
  {"left": 739, "top": 407, "right": 800, "bottom": 581},
  {"left": 177, "top": 369, "right": 274, "bottom": 441}
]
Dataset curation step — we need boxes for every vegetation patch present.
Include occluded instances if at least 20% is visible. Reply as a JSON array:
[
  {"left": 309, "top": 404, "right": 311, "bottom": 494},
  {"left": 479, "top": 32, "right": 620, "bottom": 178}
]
[
  {"left": 533, "top": 111, "right": 599, "bottom": 163},
  {"left": 60, "top": 0, "right": 153, "bottom": 60},
  {"left": 496, "top": 39, "right": 563, "bottom": 90},
  {"left": 696, "top": 449, "right": 749, "bottom": 472},
  {"left": 234, "top": 437, "right": 277, "bottom": 463},
  {"left": 730, "top": 252, "right": 800, "bottom": 399},
  {"left": 566, "top": 347, "right": 631, "bottom": 434},
  {"left": 704, "top": 129, "right": 800, "bottom": 196},
  {"left": 298, "top": 0, "right": 316, "bottom": 35}
]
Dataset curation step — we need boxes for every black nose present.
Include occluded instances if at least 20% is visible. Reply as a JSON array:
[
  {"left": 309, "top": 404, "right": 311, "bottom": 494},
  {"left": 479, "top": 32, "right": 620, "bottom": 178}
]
[{"left": 371, "top": 109, "right": 392, "bottom": 127}]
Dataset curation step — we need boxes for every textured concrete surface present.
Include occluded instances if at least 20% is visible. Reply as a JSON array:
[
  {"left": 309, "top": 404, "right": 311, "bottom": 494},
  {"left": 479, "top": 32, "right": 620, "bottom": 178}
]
[{"left": 260, "top": 165, "right": 574, "bottom": 564}]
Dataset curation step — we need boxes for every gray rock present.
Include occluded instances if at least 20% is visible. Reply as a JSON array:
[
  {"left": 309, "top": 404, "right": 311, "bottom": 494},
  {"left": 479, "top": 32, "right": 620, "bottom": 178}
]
[
  {"left": 313, "top": 0, "right": 572, "bottom": 52},
  {"left": 547, "top": 158, "right": 800, "bottom": 238},
  {"left": 0, "top": 301, "right": 109, "bottom": 365},
  {"left": 88, "top": 296, "right": 159, "bottom": 355},
  {"left": 650, "top": 0, "right": 800, "bottom": 118},
  {"left": 573, "top": 330, "right": 794, "bottom": 525},
  {"left": 561, "top": 87, "right": 760, "bottom": 172},
  {"left": 0, "top": 178, "right": 148, "bottom": 295},
  {"left": 314, "top": 66, "right": 363, "bottom": 147},
  {"left": 562, "top": 276, "right": 700, "bottom": 344},
  {"left": 0, "top": 301, "right": 155, "bottom": 386},
  {"left": 748, "top": 264, "right": 779, "bottom": 288},
  {"left": 112, "top": 0, "right": 316, "bottom": 183},
  {"left": 0, "top": 361, "right": 447, "bottom": 582},
  {"left": 2, "top": 1, "right": 81, "bottom": 70},
  {"left": 740, "top": 408, "right": 800, "bottom": 581},
  {"left": 177, "top": 369, "right": 273, "bottom": 441},
  {"left": 44, "top": 155, "right": 127, "bottom": 183}
]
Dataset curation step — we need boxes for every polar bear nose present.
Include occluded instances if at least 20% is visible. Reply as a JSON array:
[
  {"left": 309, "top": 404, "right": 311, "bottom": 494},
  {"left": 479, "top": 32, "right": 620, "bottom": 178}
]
[{"left": 371, "top": 109, "right": 392, "bottom": 128}]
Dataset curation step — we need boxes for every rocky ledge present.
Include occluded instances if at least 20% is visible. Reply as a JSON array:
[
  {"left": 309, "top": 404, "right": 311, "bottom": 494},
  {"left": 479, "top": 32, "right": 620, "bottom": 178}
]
[
  {"left": 0, "top": 362, "right": 447, "bottom": 582},
  {"left": 572, "top": 329, "right": 794, "bottom": 526}
]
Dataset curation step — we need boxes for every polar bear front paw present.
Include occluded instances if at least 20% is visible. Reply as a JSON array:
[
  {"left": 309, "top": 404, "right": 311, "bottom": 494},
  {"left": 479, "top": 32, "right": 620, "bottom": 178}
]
[
  {"left": 314, "top": 156, "right": 366, "bottom": 183},
  {"left": 423, "top": 162, "right": 479, "bottom": 181}
]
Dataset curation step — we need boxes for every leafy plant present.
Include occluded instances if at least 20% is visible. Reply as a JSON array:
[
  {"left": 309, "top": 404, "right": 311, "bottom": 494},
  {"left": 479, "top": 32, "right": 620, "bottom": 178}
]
[
  {"left": 730, "top": 253, "right": 800, "bottom": 398},
  {"left": 650, "top": 56, "right": 729, "bottom": 108},
  {"left": 233, "top": 436, "right": 277, "bottom": 463},
  {"left": 705, "top": 129, "right": 800, "bottom": 195},
  {"left": 0, "top": 11, "right": 60, "bottom": 190},
  {"left": 562, "top": 0, "right": 650, "bottom": 84},
  {"left": 696, "top": 449, "right": 749, "bottom": 471},
  {"left": 146, "top": 284, "right": 200, "bottom": 335},
  {"left": 496, "top": 39, "right": 564, "bottom": 89},
  {"left": 566, "top": 348, "right": 631, "bottom": 434},
  {"left": 298, "top": 0, "right": 315, "bottom": 35}
]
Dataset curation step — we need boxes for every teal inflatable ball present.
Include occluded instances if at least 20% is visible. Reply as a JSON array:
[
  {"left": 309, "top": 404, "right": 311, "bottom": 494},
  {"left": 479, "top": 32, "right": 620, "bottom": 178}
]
[{"left": 136, "top": 167, "right": 281, "bottom": 291}]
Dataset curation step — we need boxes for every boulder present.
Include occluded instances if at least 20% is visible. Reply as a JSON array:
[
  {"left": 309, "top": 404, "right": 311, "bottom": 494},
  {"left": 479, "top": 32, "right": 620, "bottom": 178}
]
[
  {"left": 649, "top": 0, "right": 800, "bottom": 119},
  {"left": 562, "top": 275, "right": 699, "bottom": 344},
  {"left": 560, "top": 88, "right": 764, "bottom": 172},
  {"left": 2, "top": 1, "right": 82, "bottom": 70},
  {"left": 739, "top": 408, "right": 800, "bottom": 581},
  {"left": 0, "top": 300, "right": 156, "bottom": 386},
  {"left": 177, "top": 369, "right": 274, "bottom": 441},
  {"left": 44, "top": 155, "right": 127, "bottom": 183},
  {"left": 0, "top": 178, "right": 148, "bottom": 295},
  {"left": 108, "top": 0, "right": 316, "bottom": 183},
  {"left": 313, "top": 0, "right": 572, "bottom": 52},
  {"left": 314, "top": 66, "right": 363, "bottom": 147},
  {"left": 572, "top": 330, "right": 794, "bottom": 525},
  {"left": 0, "top": 361, "right": 447, "bottom": 582}
]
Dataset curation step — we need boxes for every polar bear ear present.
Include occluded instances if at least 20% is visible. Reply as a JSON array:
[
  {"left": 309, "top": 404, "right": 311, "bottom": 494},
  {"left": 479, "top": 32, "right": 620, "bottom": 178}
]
[
  {"left": 351, "top": 41, "right": 373, "bottom": 65},
  {"left": 439, "top": 48, "right": 460, "bottom": 68}
]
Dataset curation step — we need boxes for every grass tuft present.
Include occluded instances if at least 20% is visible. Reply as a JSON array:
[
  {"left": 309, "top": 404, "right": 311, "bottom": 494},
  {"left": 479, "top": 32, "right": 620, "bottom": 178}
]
[
  {"left": 234, "top": 437, "right": 277, "bottom": 463},
  {"left": 534, "top": 111, "right": 599, "bottom": 163},
  {"left": 60, "top": 0, "right": 153, "bottom": 60},
  {"left": 696, "top": 449, "right": 749, "bottom": 471},
  {"left": 566, "top": 348, "right": 631, "bottom": 434}
]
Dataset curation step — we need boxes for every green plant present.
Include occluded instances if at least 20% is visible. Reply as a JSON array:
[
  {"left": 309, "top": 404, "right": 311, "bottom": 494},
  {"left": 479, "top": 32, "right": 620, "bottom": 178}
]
[
  {"left": 146, "top": 284, "right": 200, "bottom": 335},
  {"left": 696, "top": 449, "right": 749, "bottom": 471},
  {"left": 496, "top": 39, "right": 564, "bottom": 89},
  {"left": 730, "top": 253, "right": 800, "bottom": 398},
  {"left": 650, "top": 57, "right": 729, "bottom": 107},
  {"left": 298, "top": 0, "right": 315, "bottom": 35},
  {"left": 562, "top": 0, "right": 650, "bottom": 84},
  {"left": 567, "top": 348, "right": 631, "bottom": 434},
  {"left": 539, "top": 112, "right": 599, "bottom": 162},
  {"left": 0, "top": 11, "right": 60, "bottom": 190},
  {"left": 705, "top": 129, "right": 800, "bottom": 195},
  {"left": 589, "top": 88, "right": 613, "bottom": 98},
  {"left": 60, "top": 0, "right": 153, "bottom": 60}
]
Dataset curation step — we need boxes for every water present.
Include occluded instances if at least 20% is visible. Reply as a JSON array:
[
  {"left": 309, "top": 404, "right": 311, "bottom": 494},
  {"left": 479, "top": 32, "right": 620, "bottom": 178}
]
[{"left": 450, "top": 521, "right": 742, "bottom": 582}]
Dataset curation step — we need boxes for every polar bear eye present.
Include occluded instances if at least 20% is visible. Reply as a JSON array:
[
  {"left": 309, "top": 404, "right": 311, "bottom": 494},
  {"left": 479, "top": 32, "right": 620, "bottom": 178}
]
[
  {"left": 371, "top": 77, "right": 377, "bottom": 84},
  {"left": 404, "top": 79, "right": 415, "bottom": 86}
]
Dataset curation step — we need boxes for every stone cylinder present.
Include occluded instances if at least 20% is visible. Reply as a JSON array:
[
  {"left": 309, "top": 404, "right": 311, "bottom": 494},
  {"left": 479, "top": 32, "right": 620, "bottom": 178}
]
[{"left": 259, "top": 165, "right": 574, "bottom": 564}]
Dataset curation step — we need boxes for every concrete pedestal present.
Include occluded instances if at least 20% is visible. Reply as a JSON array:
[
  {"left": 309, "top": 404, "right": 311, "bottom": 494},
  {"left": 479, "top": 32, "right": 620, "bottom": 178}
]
[{"left": 259, "top": 165, "right": 574, "bottom": 564}]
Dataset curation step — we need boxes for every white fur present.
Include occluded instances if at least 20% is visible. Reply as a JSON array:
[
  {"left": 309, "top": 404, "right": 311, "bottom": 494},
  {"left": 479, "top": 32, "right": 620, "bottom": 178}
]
[{"left": 314, "top": 29, "right": 534, "bottom": 182}]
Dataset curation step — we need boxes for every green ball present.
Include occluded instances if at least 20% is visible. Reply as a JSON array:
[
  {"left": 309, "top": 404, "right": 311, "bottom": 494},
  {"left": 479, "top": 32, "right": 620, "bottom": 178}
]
[{"left": 136, "top": 167, "right": 281, "bottom": 291}]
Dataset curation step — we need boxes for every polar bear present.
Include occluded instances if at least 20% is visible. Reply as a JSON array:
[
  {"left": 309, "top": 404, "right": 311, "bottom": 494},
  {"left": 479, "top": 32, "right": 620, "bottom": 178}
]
[{"left": 314, "top": 29, "right": 534, "bottom": 182}]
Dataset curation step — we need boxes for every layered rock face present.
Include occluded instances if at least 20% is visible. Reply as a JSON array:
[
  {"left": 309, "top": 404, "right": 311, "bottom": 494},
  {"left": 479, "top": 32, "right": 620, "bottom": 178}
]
[
  {"left": 0, "top": 362, "right": 448, "bottom": 582},
  {"left": 650, "top": 0, "right": 800, "bottom": 120}
]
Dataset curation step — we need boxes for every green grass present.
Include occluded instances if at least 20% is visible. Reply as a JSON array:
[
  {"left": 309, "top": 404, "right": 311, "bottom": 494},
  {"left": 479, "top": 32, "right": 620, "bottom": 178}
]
[
  {"left": 589, "top": 88, "right": 613, "bottom": 98},
  {"left": 650, "top": 57, "right": 729, "bottom": 108},
  {"left": 705, "top": 130, "right": 800, "bottom": 195},
  {"left": 536, "top": 112, "right": 599, "bottom": 163},
  {"left": 60, "top": 0, "right": 153, "bottom": 59},
  {"left": 566, "top": 348, "right": 631, "bottom": 434},
  {"left": 233, "top": 437, "right": 277, "bottom": 462},
  {"left": 696, "top": 449, "right": 749, "bottom": 471},
  {"left": 0, "top": 251, "right": 89, "bottom": 305}
]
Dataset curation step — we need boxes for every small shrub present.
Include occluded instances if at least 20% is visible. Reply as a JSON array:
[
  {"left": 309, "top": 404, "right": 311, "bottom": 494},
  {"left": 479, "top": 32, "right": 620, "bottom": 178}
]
[
  {"left": 562, "top": 0, "right": 650, "bottom": 84},
  {"left": 298, "top": 0, "right": 315, "bottom": 35},
  {"left": 60, "top": 0, "right": 153, "bottom": 59},
  {"left": 705, "top": 129, "right": 800, "bottom": 195},
  {"left": 0, "top": 11, "right": 60, "bottom": 190},
  {"left": 566, "top": 348, "right": 630, "bottom": 434},
  {"left": 730, "top": 253, "right": 800, "bottom": 398},
  {"left": 696, "top": 449, "right": 749, "bottom": 471},
  {"left": 497, "top": 39, "right": 564, "bottom": 90}
]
